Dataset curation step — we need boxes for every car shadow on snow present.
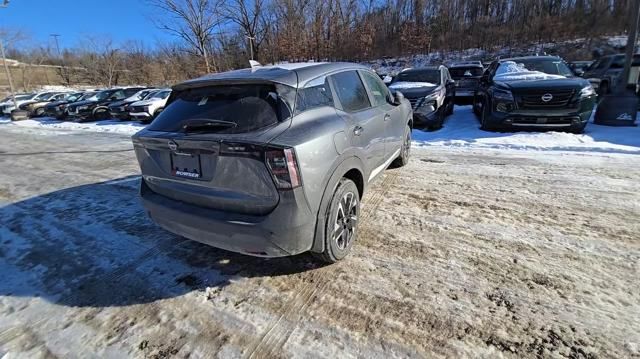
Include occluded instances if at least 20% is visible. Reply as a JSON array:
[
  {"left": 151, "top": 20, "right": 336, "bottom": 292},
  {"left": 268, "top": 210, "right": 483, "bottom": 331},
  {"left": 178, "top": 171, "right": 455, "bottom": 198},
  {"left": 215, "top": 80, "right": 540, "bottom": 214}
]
[{"left": 0, "top": 176, "right": 321, "bottom": 308}]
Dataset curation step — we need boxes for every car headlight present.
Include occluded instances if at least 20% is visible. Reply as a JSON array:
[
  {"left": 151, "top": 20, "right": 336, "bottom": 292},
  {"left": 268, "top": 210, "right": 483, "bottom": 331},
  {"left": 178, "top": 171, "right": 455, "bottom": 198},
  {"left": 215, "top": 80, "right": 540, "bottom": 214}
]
[
  {"left": 579, "top": 85, "right": 596, "bottom": 98},
  {"left": 492, "top": 89, "right": 514, "bottom": 102}
]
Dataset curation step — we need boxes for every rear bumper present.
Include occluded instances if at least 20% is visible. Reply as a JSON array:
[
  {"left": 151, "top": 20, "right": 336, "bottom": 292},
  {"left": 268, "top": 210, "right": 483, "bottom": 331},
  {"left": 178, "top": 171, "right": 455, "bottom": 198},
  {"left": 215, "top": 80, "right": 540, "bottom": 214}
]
[
  {"left": 454, "top": 89, "right": 475, "bottom": 97},
  {"left": 140, "top": 179, "right": 316, "bottom": 257}
]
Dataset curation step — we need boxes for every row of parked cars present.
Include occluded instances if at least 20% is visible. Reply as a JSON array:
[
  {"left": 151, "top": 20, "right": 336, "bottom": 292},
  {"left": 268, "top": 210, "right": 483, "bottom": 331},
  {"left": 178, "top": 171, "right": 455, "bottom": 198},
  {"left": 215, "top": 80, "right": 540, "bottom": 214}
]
[
  {"left": 379, "top": 53, "right": 640, "bottom": 133},
  {"left": 0, "top": 87, "right": 171, "bottom": 123}
]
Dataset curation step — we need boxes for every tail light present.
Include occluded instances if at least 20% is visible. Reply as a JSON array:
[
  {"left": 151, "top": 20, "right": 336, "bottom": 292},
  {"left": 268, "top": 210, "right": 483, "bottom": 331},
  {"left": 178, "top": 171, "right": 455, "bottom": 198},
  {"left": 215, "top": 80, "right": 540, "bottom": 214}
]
[
  {"left": 220, "top": 142, "right": 301, "bottom": 190},
  {"left": 265, "top": 148, "right": 301, "bottom": 189}
]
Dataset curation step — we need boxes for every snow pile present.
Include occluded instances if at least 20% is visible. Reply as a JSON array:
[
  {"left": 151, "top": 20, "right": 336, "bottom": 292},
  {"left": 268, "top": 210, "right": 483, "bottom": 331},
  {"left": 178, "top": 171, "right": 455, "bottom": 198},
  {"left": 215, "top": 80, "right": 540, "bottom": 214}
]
[
  {"left": 8, "top": 117, "right": 145, "bottom": 136},
  {"left": 389, "top": 81, "right": 437, "bottom": 90},
  {"left": 412, "top": 106, "right": 640, "bottom": 155}
]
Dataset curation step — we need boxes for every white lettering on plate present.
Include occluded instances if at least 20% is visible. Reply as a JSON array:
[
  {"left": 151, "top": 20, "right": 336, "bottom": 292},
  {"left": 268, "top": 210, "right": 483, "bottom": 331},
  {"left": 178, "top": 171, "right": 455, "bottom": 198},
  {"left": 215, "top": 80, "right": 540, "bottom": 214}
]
[{"left": 174, "top": 170, "right": 200, "bottom": 178}]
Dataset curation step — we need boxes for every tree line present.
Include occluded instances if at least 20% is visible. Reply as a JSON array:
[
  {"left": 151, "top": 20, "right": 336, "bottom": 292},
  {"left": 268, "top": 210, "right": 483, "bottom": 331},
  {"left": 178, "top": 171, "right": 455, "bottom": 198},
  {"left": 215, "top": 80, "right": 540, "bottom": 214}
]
[{"left": 2, "top": 0, "right": 633, "bottom": 89}]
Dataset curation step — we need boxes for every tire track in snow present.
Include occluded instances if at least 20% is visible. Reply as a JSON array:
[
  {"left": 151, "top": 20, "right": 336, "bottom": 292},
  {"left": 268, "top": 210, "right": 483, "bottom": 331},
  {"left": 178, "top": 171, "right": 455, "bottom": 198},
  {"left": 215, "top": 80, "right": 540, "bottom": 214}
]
[{"left": 243, "top": 169, "right": 401, "bottom": 358}]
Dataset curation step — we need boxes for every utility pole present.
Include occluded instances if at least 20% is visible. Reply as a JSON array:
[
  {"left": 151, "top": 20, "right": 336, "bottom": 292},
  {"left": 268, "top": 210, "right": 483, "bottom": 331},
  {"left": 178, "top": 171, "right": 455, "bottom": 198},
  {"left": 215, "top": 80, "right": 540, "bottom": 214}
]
[
  {"left": 50, "top": 33, "right": 70, "bottom": 85},
  {"left": 617, "top": 0, "right": 640, "bottom": 94},
  {"left": 246, "top": 35, "right": 255, "bottom": 61},
  {"left": 0, "top": 0, "right": 17, "bottom": 110}
]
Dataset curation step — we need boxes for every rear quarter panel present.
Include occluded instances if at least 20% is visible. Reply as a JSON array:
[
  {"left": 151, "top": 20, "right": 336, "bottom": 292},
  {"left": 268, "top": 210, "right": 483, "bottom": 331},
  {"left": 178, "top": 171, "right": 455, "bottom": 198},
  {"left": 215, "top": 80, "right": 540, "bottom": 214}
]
[{"left": 271, "top": 106, "right": 368, "bottom": 215}]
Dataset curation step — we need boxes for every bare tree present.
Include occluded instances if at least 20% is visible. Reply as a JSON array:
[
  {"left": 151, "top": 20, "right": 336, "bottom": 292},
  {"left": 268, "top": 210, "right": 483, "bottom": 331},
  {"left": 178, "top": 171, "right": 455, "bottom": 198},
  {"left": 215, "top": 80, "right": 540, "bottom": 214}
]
[
  {"left": 224, "top": 0, "right": 268, "bottom": 61},
  {"left": 77, "top": 36, "right": 124, "bottom": 87},
  {"left": 150, "top": 0, "right": 225, "bottom": 73}
]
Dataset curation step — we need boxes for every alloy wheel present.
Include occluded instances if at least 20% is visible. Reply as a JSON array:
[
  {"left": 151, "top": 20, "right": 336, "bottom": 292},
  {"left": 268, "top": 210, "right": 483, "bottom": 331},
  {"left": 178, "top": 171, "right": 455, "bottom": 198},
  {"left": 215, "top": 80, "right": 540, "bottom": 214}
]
[
  {"left": 333, "top": 191, "right": 358, "bottom": 250},
  {"left": 404, "top": 129, "right": 411, "bottom": 160}
]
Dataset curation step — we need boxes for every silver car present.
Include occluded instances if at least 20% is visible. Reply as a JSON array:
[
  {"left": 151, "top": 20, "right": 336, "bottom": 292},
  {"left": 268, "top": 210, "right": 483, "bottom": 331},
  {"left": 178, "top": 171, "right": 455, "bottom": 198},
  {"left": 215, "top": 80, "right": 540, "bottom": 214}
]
[{"left": 132, "top": 62, "right": 413, "bottom": 262}]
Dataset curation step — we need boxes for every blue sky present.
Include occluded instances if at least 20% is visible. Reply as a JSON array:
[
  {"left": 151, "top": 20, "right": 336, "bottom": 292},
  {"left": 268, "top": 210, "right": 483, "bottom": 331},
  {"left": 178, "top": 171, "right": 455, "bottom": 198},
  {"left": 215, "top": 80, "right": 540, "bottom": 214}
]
[{"left": 1, "top": 0, "right": 175, "bottom": 49}]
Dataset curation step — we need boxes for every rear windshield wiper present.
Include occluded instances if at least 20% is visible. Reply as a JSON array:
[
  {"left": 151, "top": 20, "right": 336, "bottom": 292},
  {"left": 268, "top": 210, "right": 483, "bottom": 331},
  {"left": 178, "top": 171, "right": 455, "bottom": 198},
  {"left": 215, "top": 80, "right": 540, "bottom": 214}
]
[{"left": 182, "top": 119, "right": 238, "bottom": 133}]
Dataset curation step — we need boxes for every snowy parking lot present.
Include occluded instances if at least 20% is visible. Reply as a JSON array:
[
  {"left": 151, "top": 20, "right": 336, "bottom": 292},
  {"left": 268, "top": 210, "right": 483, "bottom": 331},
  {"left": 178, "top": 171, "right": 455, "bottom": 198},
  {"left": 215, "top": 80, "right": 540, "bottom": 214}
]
[{"left": 0, "top": 107, "right": 639, "bottom": 357}]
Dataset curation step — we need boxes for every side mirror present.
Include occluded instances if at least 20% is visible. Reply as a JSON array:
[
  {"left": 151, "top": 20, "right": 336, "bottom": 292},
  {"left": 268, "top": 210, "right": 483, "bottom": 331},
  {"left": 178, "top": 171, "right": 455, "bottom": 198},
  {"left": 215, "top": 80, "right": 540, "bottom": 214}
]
[
  {"left": 574, "top": 69, "right": 584, "bottom": 77},
  {"left": 394, "top": 91, "right": 405, "bottom": 105},
  {"left": 447, "top": 79, "right": 456, "bottom": 85}
]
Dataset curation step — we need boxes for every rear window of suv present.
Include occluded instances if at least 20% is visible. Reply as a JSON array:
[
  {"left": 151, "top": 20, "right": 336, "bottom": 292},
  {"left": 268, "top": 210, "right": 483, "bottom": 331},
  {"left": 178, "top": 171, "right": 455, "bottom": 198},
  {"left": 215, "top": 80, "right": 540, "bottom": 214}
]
[
  {"left": 147, "top": 84, "right": 293, "bottom": 133},
  {"left": 449, "top": 67, "right": 484, "bottom": 79}
]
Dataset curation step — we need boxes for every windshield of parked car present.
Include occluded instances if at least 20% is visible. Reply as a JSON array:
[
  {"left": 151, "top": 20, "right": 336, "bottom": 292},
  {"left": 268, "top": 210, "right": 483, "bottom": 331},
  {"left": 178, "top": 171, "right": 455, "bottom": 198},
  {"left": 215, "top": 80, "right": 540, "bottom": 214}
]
[
  {"left": 449, "top": 67, "right": 484, "bottom": 79},
  {"left": 494, "top": 60, "right": 572, "bottom": 81},
  {"left": 34, "top": 92, "right": 55, "bottom": 101},
  {"left": 148, "top": 84, "right": 291, "bottom": 134},
  {"left": 150, "top": 90, "right": 171, "bottom": 100},
  {"left": 500, "top": 59, "right": 574, "bottom": 77},
  {"left": 393, "top": 70, "right": 441, "bottom": 85},
  {"left": 65, "top": 92, "right": 83, "bottom": 101}
]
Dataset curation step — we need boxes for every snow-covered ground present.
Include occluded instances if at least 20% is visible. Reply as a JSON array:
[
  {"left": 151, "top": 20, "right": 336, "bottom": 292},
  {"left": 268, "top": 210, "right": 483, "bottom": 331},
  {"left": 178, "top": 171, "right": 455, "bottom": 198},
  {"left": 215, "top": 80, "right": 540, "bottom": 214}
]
[
  {"left": 0, "top": 126, "right": 638, "bottom": 357},
  {"left": 0, "top": 116, "right": 145, "bottom": 136},
  {"left": 412, "top": 105, "right": 640, "bottom": 155}
]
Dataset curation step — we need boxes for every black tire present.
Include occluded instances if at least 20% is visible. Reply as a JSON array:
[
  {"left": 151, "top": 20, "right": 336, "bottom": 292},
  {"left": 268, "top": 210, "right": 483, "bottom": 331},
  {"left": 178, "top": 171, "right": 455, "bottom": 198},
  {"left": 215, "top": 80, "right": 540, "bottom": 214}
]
[
  {"left": 392, "top": 124, "right": 411, "bottom": 167},
  {"left": 153, "top": 108, "right": 164, "bottom": 119},
  {"left": 569, "top": 123, "right": 587, "bottom": 134},
  {"left": 598, "top": 82, "right": 609, "bottom": 99},
  {"left": 33, "top": 107, "right": 45, "bottom": 117},
  {"left": 446, "top": 99, "right": 454, "bottom": 116},
  {"left": 480, "top": 100, "right": 496, "bottom": 131},
  {"left": 313, "top": 178, "right": 360, "bottom": 263},
  {"left": 472, "top": 95, "right": 482, "bottom": 117},
  {"left": 93, "top": 109, "right": 109, "bottom": 121}
]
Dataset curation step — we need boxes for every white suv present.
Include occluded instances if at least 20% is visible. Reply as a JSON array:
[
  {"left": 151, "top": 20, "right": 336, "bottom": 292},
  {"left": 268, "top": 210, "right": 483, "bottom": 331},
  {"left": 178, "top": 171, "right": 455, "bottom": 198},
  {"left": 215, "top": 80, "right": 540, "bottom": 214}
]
[{"left": 129, "top": 89, "right": 171, "bottom": 123}]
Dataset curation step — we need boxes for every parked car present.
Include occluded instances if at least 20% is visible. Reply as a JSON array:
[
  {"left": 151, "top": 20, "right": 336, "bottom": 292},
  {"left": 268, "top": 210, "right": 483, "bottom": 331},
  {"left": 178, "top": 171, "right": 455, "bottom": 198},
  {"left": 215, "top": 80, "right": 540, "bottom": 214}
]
[
  {"left": 132, "top": 62, "right": 413, "bottom": 262},
  {"left": 568, "top": 60, "right": 593, "bottom": 76},
  {"left": 1, "top": 92, "right": 53, "bottom": 116},
  {"left": 582, "top": 54, "right": 640, "bottom": 97},
  {"left": 448, "top": 61, "right": 484, "bottom": 104},
  {"left": 473, "top": 56, "right": 597, "bottom": 133},
  {"left": 43, "top": 91, "right": 96, "bottom": 119},
  {"left": 109, "top": 88, "right": 158, "bottom": 120},
  {"left": 388, "top": 66, "right": 455, "bottom": 130},
  {"left": 19, "top": 92, "right": 73, "bottom": 117},
  {"left": 66, "top": 87, "right": 145, "bottom": 122},
  {"left": 128, "top": 89, "right": 171, "bottom": 123}
]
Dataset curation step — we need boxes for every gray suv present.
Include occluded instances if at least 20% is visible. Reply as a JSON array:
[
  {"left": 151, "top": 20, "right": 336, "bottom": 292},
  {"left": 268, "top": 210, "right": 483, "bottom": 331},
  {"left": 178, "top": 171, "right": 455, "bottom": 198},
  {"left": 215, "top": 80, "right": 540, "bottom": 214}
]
[{"left": 132, "top": 62, "right": 413, "bottom": 262}]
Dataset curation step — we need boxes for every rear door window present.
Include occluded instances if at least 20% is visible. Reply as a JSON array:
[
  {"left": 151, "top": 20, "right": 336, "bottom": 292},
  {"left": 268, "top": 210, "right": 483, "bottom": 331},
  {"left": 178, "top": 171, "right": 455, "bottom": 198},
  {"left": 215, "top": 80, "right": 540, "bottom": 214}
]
[
  {"left": 147, "top": 84, "right": 292, "bottom": 133},
  {"left": 330, "top": 71, "right": 371, "bottom": 112},
  {"left": 296, "top": 76, "right": 334, "bottom": 112}
]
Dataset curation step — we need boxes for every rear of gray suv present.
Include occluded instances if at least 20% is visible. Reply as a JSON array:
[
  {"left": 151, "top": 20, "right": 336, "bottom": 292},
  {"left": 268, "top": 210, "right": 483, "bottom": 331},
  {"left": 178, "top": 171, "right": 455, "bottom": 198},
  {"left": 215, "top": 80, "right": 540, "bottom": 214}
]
[{"left": 132, "top": 62, "right": 413, "bottom": 262}]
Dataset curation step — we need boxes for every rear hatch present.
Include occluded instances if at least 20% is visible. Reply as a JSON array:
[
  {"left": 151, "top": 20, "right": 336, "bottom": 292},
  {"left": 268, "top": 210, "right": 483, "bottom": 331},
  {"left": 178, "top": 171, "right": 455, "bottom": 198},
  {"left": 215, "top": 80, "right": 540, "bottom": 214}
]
[
  {"left": 449, "top": 66, "right": 483, "bottom": 89},
  {"left": 133, "top": 83, "right": 296, "bottom": 215}
]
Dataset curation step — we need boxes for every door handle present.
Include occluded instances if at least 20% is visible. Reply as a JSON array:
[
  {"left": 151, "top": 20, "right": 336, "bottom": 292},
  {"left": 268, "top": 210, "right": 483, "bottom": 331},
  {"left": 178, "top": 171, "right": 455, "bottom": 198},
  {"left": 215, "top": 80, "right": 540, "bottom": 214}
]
[
  {"left": 384, "top": 114, "right": 391, "bottom": 121},
  {"left": 353, "top": 126, "right": 363, "bottom": 136}
]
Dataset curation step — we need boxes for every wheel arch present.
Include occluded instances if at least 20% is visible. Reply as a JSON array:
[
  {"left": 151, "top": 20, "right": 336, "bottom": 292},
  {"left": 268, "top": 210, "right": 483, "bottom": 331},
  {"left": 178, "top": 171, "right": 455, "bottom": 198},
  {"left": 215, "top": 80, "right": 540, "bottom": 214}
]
[{"left": 310, "top": 156, "right": 365, "bottom": 253}]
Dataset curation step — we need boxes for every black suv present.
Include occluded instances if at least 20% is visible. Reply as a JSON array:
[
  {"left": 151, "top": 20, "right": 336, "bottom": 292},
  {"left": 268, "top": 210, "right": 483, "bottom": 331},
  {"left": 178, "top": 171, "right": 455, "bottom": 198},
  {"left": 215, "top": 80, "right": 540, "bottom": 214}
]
[
  {"left": 473, "top": 56, "right": 597, "bottom": 133},
  {"left": 388, "top": 66, "right": 455, "bottom": 130},
  {"left": 582, "top": 54, "right": 640, "bottom": 96},
  {"left": 448, "top": 61, "right": 484, "bottom": 103},
  {"left": 66, "top": 87, "right": 145, "bottom": 122}
]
